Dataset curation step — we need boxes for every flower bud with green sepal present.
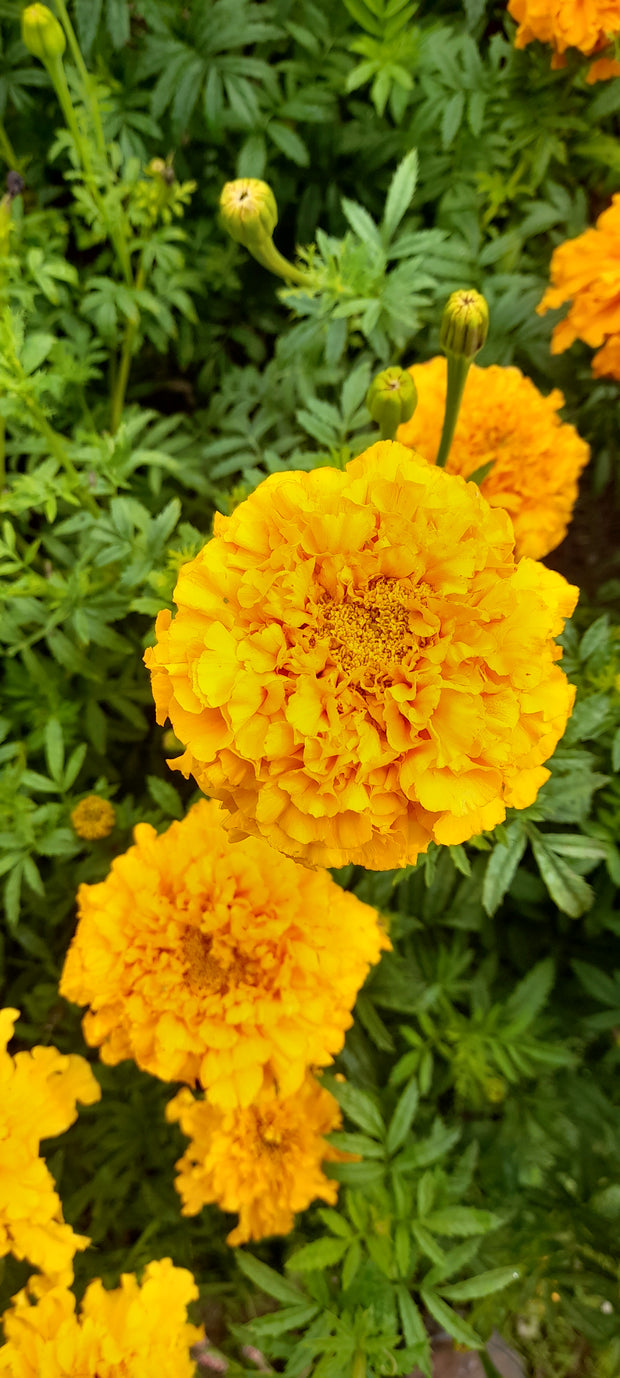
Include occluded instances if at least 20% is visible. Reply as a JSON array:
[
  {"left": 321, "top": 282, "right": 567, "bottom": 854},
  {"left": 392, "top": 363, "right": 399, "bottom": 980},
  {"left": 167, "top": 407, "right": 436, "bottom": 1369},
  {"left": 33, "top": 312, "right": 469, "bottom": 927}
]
[
  {"left": 366, "top": 366, "right": 417, "bottom": 441},
  {"left": 21, "top": 3, "right": 66, "bottom": 63},
  {"left": 219, "top": 178, "right": 311, "bottom": 286},
  {"left": 440, "top": 289, "right": 489, "bottom": 361},
  {"left": 436, "top": 288, "right": 490, "bottom": 469}
]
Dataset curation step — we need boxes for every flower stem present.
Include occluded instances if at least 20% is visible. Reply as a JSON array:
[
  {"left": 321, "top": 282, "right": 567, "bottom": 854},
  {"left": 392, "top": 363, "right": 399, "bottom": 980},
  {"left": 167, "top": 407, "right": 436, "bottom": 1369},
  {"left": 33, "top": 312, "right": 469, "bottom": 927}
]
[
  {"left": 435, "top": 353, "right": 470, "bottom": 468},
  {"left": 252, "top": 238, "right": 313, "bottom": 286},
  {"left": 110, "top": 262, "right": 145, "bottom": 433}
]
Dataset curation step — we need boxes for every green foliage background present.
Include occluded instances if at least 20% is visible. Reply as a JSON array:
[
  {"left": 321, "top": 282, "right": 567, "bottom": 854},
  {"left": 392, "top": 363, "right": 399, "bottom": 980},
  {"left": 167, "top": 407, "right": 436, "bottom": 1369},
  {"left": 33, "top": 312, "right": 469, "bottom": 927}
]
[{"left": 0, "top": 0, "right": 619, "bottom": 1375}]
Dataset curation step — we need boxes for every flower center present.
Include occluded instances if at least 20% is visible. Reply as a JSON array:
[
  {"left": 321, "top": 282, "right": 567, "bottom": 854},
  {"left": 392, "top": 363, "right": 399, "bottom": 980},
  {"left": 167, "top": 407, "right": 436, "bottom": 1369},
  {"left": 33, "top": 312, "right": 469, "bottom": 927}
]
[
  {"left": 182, "top": 930, "right": 228, "bottom": 993},
  {"left": 322, "top": 578, "right": 414, "bottom": 676}
]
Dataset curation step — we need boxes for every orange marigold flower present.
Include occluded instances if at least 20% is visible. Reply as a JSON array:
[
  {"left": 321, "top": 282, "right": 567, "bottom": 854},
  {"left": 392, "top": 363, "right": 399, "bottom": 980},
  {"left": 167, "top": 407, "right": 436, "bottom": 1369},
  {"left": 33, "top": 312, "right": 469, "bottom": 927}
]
[
  {"left": 396, "top": 357, "right": 589, "bottom": 559},
  {"left": 145, "top": 443, "right": 577, "bottom": 870},
  {"left": 0, "top": 1008, "right": 100, "bottom": 1290},
  {"left": 538, "top": 194, "right": 620, "bottom": 379},
  {"left": 167, "top": 1073, "right": 350, "bottom": 1245},
  {"left": 0, "top": 1258, "right": 203, "bottom": 1377},
  {"left": 71, "top": 795, "right": 116, "bottom": 840},
  {"left": 508, "top": 0, "right": 620, "bottom": 79},
  {"left": 59, "top": 800, "right": 388, "bottom": 1109}
]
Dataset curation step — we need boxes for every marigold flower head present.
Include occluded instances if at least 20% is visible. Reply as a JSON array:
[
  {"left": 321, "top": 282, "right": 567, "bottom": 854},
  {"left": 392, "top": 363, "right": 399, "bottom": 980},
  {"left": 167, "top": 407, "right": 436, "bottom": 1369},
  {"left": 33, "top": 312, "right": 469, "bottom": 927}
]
[
  {"left": 60, "top": 800, "right": 387, "bottom": 1109},
  {"left": 71, "top": 794, "right": 116, "bottom": 839},
  {"left": 145, "top": 443, "right": 577, "bottom": 870},
  {"left": 508, "top": 0, "right": 620, "bottom": 80},
  {"left": 538, "top": 194, "right": 620, "bottom": 380},
  {"left": 0, "top": 1008, "right": 100, "bottom": 1290},
  {"left": 167, "top": 1073, "right": 349, "bottom": 1245},
  {"left": 396, "top": 357, "right": 589, "bottom": 559},
  {"left": 0, "top": 1258, "right": 203, "bottom": 1377}
]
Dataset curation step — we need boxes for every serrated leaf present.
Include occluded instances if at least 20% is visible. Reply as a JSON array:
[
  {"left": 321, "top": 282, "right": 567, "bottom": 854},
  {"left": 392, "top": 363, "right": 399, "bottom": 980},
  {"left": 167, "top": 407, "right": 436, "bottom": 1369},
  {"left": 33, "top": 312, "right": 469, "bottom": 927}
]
[
  {"left": 237, "top": 1304, "right": 319, "bottom": 1339},
  {"left": 146, "top": 775, "right": 184, "bottom": 820},
  {"left": 397, "top": 1285, "right": 428, "bottom": 1347},
  {"left": 386, "top": 1078, "right": 419, "bottom": 1155},
  {"left": 503, "top": 958, "right": 554, "bottom": 1034},
  {"left": 382, "top": 149, "right": 418, "bottom": 243},
  {"left": 439, "top": 1266, "right": 519, "bottom": 1301},
  {"left": 420, "top": 1290, "right": 483, "bottom": 1349},
  {"left": 285, "top": 1237, "right": 349, "bottom": 1272},
  {"left": 342, "top": 1240, "right": 362, "bottom": 1289},
  {"left": 572, "top": 960, "right": 620, "bottom": 1008},
  {"left": 322, "top": 1076, "right": 384, "bottom": 1138},
  {"left": 441, "top": 92, "right": 465, "bottom": 149},
  {"left": 236, "top": 1251, "right": 305, "bottom": 1305},
  {"left": 317, "top": 1208, "right": 352, "bottom": 1239},
  {"left": 44, "top": 717, "right": 64, "bottom": 784},
  {"left": 341, "top": 196, "right": 383, "bottom": 252},
  {"left": 530, "top": 834, "right": 594, "bottom": 917},
  {"left": 423, "top": 1207, "right": 500, "bottom": 1238},
  {"left": 482, "top": 823, "right": 527, "bottom": 916}
]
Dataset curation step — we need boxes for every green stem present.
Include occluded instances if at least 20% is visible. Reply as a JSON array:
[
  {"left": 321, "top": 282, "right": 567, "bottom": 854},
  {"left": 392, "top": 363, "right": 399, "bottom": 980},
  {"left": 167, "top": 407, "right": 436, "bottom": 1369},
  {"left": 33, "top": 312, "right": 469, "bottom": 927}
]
[
  {"left": 45, "top": 53, "right": 133, "bottom": 285},
  {"left": 252, "top": 238, "right": 314, "bottom": 287},
  {"left": 435, "top": 353, "right": 470, "bottom": 469},
  {"left": 53, "top": 0, "right": 108, "bottom": 166},
  {"left": 110, "top": 262, "right": 145, "bottom": 433}
]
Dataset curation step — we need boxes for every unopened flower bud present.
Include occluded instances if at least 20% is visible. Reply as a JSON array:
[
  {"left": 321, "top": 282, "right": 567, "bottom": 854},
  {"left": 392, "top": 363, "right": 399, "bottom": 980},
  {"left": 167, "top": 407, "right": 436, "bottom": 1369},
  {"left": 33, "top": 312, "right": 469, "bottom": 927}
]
[
  {"left": 366, "top": 366, "right": 417, "bottom": 440},
  {"left": 21, "top": 3, "right": 66, "bottom": 63},
  {"left": 440, "top": 289, "right": 489, "bottom": 360},
  {"left": 219, "top": 178, "right": 278, "bottom": 251}
]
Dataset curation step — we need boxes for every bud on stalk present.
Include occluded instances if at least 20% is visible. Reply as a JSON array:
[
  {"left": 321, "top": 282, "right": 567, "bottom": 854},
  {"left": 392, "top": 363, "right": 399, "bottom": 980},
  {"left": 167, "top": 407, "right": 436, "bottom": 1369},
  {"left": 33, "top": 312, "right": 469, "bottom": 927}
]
[
  {"left": 219, "top": 178, "right": 311, "bottom": 286},
  {"left": 21, "top": 3, "right": 66, "bottom": 63},
  {"left": 440, "top": 288, "right": 489, "bottom": 360},
  {"left": 435, "top": 287, "right": 489, "bottom": 469},
  {"left": 366, "top": 366, "right": 417, "bottom": 440}
]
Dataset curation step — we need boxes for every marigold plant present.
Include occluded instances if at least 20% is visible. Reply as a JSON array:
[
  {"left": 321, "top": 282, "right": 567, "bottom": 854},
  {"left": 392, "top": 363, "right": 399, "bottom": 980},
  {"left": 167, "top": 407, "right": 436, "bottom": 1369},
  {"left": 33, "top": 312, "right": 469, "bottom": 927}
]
[
  {"left": 60, "top": 800, "right": 388, "bottom": 1108},
  {"left": 508, "top": 0, "right": 620, "bottom": 81},
  {"left": 396, "top": 357, "right": 589, "bottom": 559},
  {"left": 167, "top": 1073, "right": 349, "bottom": 1245},
  {"left": 0, "top": 1257, "right": 203, "bottom": 1377},
  {"left": 146, "top": 443, "right": 577, "bottom": 870},
  {"left": 538, "top": 194, "right": 620, "bottom": 379},
  {"left": 0, "top": 1008, "right": 100, "bottom": 1290}
]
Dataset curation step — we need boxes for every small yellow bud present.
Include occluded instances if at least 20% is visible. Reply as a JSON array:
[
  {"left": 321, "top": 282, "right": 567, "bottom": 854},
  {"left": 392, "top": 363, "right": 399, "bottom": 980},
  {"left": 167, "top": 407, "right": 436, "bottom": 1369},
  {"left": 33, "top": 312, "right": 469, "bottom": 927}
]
[
  {"left": 484, "top": 1076, "right": 507, "bottom": 1104},
  {"left": 21, "top": 4, "right": 66, "bottom": 63},
  {"left": 219, "top": 178, "right": 278, "bottom": 251},
  {"left": 440, "top": 289, "right": 489, "bottom": 360},
  {"left": 71, "top": 795, "right": 116, "bottom": 840},
  {"left": 366, "top": 366, "right": 417, "bottom": 440}
]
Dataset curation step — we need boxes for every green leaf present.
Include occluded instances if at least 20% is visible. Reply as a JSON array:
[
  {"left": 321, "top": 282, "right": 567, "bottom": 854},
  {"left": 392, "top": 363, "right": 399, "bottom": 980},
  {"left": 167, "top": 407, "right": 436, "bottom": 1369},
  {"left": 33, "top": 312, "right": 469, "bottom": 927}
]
[
  {"left": 342, "top": 1239, "right": 362, "bottom": 1289},
  {"left": 317, "top": 1209, "right": 352, "bottom": 1239},
  {"left": 420, "top": 1290, "right": 483, "bottom": 1349},
  {"left": 44, "top": 717, "right": 64, "bottom": 784},
  {"left": 572, "top": 960, "right": 620, "bottom": 1008},
  {"left": 75, "top": 0, "right": 103, "bottom": 54},
  {"left": 386, "top": 1078, "right": 419, "bottom": 1155},
  {"left": 340, "top": 197, "right": 383, "bottom": 253},
  {"left": 324, "top": 1159, "right": 386, "bottom": 1187},
  {"left": 237, "top": 1304, "right": 319, "bottom": 1339},
  {"left": 482, "top": 822, "right": 527, "bottom": 916},
  {"left": 63, "top": 744, "right": 87, "bottom": 791},
  {"left": 441, "top": 91, "right": 465, "bottom": 149},
  {"left": 438, "top": 1266, "right": 519, "bottom": 1301},
  {"left": 235, "top": 1252, "right": 305, "bottom": 1305},
  {"left": 530, "top": 834, "right": 594, "bottom": 917},
  {"left": 382, "top": 149, "right": 418, "bottom": 244},
  {"left": 397, "top": 1286, "right": 428, "bottom": 1347},
  {"left": 268, "top": 122, "right": 309, "bottom": 167},
  {"left": 423, "top": 1207, "right": 501, "bottom": 1238},
  {"left": 503, "top": 958, "right": 555, "bottom": 1034},
  {"left": 146, "top": 775, "right": 184, "bottom": 820},
  {"left": 322, "top": 1076, "right": 384, "bottom": 1138},
  {"left": 285, "top": 1237, "right": 349, "bottom": 1272},
  {"left": 612, "top": 727, "right": 620, "bottom": 774}
]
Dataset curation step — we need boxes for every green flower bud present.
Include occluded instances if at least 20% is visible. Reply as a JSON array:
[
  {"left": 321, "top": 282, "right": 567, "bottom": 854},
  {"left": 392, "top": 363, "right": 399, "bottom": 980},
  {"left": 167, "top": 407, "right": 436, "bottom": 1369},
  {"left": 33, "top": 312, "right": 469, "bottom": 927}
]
[
  {"left": 366, "top": 366, "right": 417, "bottom": 441},
  {"left": 440, "top": 289, "right": 489, "bottom": 360},
  {"left": 21, "top": 3, "right": 66, "bottom": 63},
  {"left": 219, "top": 178, "right": 278, "bottom": 251}
]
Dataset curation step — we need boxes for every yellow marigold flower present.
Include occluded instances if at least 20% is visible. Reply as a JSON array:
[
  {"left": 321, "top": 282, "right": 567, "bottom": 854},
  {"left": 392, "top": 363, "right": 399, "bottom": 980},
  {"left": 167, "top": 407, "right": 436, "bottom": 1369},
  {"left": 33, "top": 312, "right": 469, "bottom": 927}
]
[
  {"left": 508, "top": 0, "right": 620, "bottom": 80},
  {"left": 0, "top": 1257, "right": 203, "bottom": 1377},
  {"left": 167, "top": 1073, "right": 350, "bottom": 1245},
  {"left": 0, "top": 1008, "right": 100, "bottom": 1289},
  {"left": 59, "top": 801, "right": 387, "bottom": 1109},
  {"left": 144, "top": 443, "right": 577, "bottom": 870},
  {"left": 396, "top": 357, "right": 589, "bottom": 559},
  {"left": 71, "top": 795, "right": 116, "bottom": 840},
  {"left": 538, "top": 195, "right": 620, "bottom": 380}
]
